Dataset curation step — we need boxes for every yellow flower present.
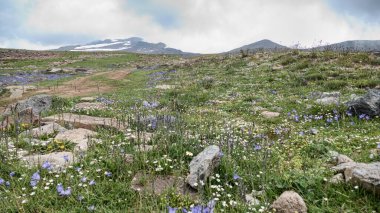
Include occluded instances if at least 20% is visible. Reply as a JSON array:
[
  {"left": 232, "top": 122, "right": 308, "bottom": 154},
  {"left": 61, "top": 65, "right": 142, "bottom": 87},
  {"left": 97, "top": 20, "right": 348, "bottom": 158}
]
[{"left": 59, "top": 145, "right": 65, "bottom": 149}]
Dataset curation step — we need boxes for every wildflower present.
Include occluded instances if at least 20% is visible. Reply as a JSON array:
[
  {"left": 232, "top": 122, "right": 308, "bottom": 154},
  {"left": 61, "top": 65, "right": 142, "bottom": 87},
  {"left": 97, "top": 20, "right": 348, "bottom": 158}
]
[
  {"left": 0, "top": 178, "right": 4, "bottom": 185},
  {"left": 254, "top": 144, "right": 262, "bottom": 151},
  {"left": 218, "top": 151, "right": 224, "bottom": 157},
  {"left": 326, "top": 118, "right": 333, "bottom": 123},
  {"left": 42, "top": 161, "right": 52, "bottom": 170},
  {"left": 233, "top": 173, "right": 241, "bottom": 180},
  {"left": 89, "top": 180, "right": 96, "bottom": 186},
  {"left": 56, "top": 183, "right": 71, "bottom": 197},
  {"left": 63, "top": 155, "right": 69, "bottom": 162},
  {"left": 5, "top": 181, "right": 10, "bottom": 187},
  {"left": 81, "top": 177, "right": 87, "bottom": 182},
  {"left": 30, "top": 171, "right": 40, "bottom": 187},
  {"left": 185, "top": 151, "right": 193, "bottom": 157},
  {"left": 9, "top": 172, "right": 15, "bottom": 177},
  {"left": 377, "top": 143, "right": 380, "bottom": 149},
  {"left": 359, "top": 114, "right": 366, "bottom": 119},
  {"left": 346, "top": 110, "right": 353, "bottom": 117},
  {"left": 88, "top": 205, "right": 96, "bottom": 211},
  {"left": 294, "top": 115, "right": 300, "bottom": 122},
  {"left": 299, "top": 131, "right": 305, "bottom": 136},
  {"left": 105, "top": 171, "right": 112, "bottom": 177},
  {"left": 78, "top": 195, "right": 84, "bottom": 201},
  {"left": 168, "top": 206, "right": 177, "bottom": 213}
]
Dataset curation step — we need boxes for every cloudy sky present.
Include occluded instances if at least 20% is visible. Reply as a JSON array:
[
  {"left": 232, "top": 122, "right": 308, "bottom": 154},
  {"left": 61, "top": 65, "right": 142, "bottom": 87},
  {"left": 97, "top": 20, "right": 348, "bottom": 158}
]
[{"left": 0, "top": 0, "right": 379, "bottom": 53}]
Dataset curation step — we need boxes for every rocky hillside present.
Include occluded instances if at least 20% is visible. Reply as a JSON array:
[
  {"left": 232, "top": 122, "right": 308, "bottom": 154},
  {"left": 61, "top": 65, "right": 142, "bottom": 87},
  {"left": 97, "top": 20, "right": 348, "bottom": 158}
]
[
  {"left": 56, "top": 37, "right": 193, "bottom": 55},
  {"left": 227, "top": 39, "right": 289, "bottom": 53},
  {"left": 311, "top": 40, "right": 380, "bottom": 52}
]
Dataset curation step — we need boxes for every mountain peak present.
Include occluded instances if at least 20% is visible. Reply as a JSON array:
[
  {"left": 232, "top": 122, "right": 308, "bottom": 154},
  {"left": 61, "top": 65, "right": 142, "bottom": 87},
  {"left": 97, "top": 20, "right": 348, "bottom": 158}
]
[{"left": 227, "top": 39, "right": 288, "bottom": 53}]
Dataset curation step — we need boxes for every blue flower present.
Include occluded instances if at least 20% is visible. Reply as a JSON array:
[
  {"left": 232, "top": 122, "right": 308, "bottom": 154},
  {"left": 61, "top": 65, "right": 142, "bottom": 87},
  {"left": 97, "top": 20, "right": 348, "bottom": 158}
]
[
  {"left": 89, "top": 180, "right": 96, "bottom": 186},
  {"left": 105, "top": 171, "right": 112, "bottom": 177},
  {"left": 5, "top": 181, "right": 10, "bottom": 187},
  {"left": 359, "top": 114, "right": 366, "bottom": 119},
  {"left": 78, "top": 195, "right": 84, "bottom": 201},
  {"left": 57, "top": 183, "right": 71, "bottom": 197},
  {"left": 42, "top": 161, "right": 52, "bottom": 170},
  {"left": 9, "top": 172, "right": 15, "bottom": 177},
  {"left": 88, "top": 205, "right": 96, "bottom": 211},
  {"left": 233, "top": 173, "right": 241, "bottom": 180},
  {"left": 377, "top": 143, "right": 380, "bottom": 149},
  {"left": 0, "top": 178, "right": 4, "bottom": 185},
  {"left": 30, "top": 171, "right": 40, "bottom": 187},
  {"left": 168, "top": 206, "right": 177, "bottom": 213},
  {"left": 254, "top": 144, "right": 262, "bottom": 151}
]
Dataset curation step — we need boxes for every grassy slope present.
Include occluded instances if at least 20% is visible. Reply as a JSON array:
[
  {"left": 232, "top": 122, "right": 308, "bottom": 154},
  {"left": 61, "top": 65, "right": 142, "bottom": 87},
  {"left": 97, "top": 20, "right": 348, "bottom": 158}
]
[{"left": 0, "top": 50, "right": 380, "bottom": 212}]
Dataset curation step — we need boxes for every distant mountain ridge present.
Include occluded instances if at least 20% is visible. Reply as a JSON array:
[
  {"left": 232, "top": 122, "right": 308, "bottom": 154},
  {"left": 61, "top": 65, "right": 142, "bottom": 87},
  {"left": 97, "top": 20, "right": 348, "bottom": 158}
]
[
  {"left": 227, "top": 39, "right": 289, "bottom": 53},
  {"left": 55, "top": 37, "right": 193, "bottom": 55},
  {"left": 311, "top": 40, "right": 380, "bottom": 52}
]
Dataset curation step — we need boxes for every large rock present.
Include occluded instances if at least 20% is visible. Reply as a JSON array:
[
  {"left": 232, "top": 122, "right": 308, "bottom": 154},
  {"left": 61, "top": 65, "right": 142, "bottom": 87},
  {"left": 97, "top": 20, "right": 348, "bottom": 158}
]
[
  {"left": 186, "top": 145, "right": 222, "bottom": 190},
  {"left": 22, "top": 151, "right": 75, "bottom": 169},
  {"left": 74, "top": 102, "right": 107, "bottom": 111},
  {"left": 346, "top": 89, "right": 380, "bottom": 117},
  {"left": 42, "top": 113, "right": 123, "bottom": 130},
  {"left": 55, "top": 128, "right": 97, "bottom": 151},
  {"left": 328, "top": 151, "right": 354, "bottom": 165},
  {"left": 270, "top": 191, "right": 307, "bottom": 213},
  {"left": 314, "top": 92, "right": 341, "bottom": 105},
  {"left": 20, "top": 122, "right": 67, "bottom": 138},
  {"left": 4, "top": 94, "right": 52, "bottom": 116},
  {"left": 1, "top": 95, "right": 52, "bottom": 127},
  {"left": 332, "top": 162, "right": 380, "bottom": 195}
]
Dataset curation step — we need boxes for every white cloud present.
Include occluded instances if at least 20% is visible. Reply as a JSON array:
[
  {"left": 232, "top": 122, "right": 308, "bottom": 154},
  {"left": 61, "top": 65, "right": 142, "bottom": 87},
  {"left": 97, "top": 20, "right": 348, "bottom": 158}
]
[
  {"left": 22, "top": 0, "right": 380, "bottom": 53},
  {"left": 0, "top": 38, "right": 59, "bottom": 50}
]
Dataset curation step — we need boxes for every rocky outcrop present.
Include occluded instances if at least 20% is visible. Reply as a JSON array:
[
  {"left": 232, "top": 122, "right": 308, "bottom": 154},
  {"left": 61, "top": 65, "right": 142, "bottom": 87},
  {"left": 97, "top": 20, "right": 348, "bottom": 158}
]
[
  {"left": 346, "top": 89, "right": 380, "bottom": 117},
  {"left": 20, "top": 122, "right": 67, "bottom": 138},
  {"left": 55, "top": 128, "right": 97, "bottom": 151},
  {"left": 186, "top": 145, "right": 222, "bottom": 190}
]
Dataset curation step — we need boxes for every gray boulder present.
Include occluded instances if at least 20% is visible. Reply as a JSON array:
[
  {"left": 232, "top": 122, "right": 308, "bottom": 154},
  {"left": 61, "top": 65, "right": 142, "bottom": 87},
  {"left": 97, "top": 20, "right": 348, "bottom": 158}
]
[
  {"left": 270, "top": 191, "right": 307, "bottom": 213},
  {"left": 346, "top": 89, "right": 380, "bottom": 117},
  {"left": 186, "top": 145, "right": 222, "bottom": 190},
  {"left": 20, "top": 122, "right": 67, "bottom": 138},
  {"left": 332, "top": 162, "right": 380, "bottom": 195},
  {"left": 4, "top": 94, "right": 52, "bottom": 116}
]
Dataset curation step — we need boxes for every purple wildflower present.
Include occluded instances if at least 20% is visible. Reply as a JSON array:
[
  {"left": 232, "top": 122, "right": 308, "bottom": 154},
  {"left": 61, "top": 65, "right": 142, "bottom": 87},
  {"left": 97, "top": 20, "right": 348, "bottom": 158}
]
[
  {"left": 9, "top": 172, "right": 15, "bottom": 177},
  {"left": 254, "top": 144, "right": 262, "bottom": 151},
  {"left": 88, "top": 205, "right": 96, "bottom": 211},
  {"left": 233, "top": 173, "right": 241, "bottom": 180},
  {"left": 63, "top": 155, "right": 69, "bottom": 162},
  {"left": 294, "top": 115, "right": 300, "bottom": 122},
  {"left": 42, "top": 161, "right": 52, "bottom": 170},
  {"left": 89, "top": 180, "right": 96, "bottom": 186},
  {"left": 359, "top": 114, "right": 366, "bottom": 119},
  {"left": 5, "top": 181, "right": 10, "bottom": 187},
  {"left": 57, "top": 183, "right": 71, "bottom": 197},
  {"left": 81, "top": 177, "right": 87, "bottom": 182},
  {"left": 377, "top": 143, "right": 380, "bottom": 149},
  {"left": 168, "top": 206, "right": 178, "bottom": 213},
  {"left": 78, "top": 195, "right": 84, "bottom": 201},
  {"left": 105, "top": 171, "right": 112, "bottom": 177},
  {"left": 0, "top": 178, "right": 4, "bottom": 185},
  {"left": 30, "top": 171, "right": 40, "bottom": 187},
  {"left": 326, "top": 118, "right": 333, "bottom": 123}
]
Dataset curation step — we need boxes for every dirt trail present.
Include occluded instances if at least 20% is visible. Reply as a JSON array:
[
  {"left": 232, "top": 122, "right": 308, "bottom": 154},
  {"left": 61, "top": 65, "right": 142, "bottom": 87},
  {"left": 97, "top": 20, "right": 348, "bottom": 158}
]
[{"left": 0, "top": 69, "right": 131, "bottom": 107}]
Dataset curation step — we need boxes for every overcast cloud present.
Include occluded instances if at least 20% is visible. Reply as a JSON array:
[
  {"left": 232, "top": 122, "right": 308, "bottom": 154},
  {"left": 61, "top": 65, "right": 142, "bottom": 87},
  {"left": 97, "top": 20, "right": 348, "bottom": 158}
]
[{"left": 0, "top": 0, "right": 379, "bottom": 53}]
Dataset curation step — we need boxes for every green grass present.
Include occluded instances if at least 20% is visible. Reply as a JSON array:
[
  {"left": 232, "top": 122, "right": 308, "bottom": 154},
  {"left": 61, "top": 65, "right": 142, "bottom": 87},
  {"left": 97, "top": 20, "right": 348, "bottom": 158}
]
[{"left": 1, "top": 50, "right": 380, "bottom": 212}]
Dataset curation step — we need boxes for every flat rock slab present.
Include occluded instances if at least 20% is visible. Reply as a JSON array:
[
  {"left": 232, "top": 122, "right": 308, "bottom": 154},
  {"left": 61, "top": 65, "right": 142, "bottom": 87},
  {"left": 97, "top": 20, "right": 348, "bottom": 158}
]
[
  {"left": 20, "top": 122, "right": 67, "bottom": 138},
  {"left": 270, "top": 191, "right": 307, "bottom": 213},
  {"left": 55, "top": 128, "right": 97, "bottom": 151},
  {"left": 74, "top": 102, "right": 107, "bottom": 111},
  {"left": 261, "top": 111, "right": 280, "bottom": 119},
  {"left": 332, "top": 162, "right": 380, "bottom": 195},
  {"left": 131, "top": 172, "right": 197, "bottom": 199},
  {"left": 22, "top": 151, "right": 75, "bottom": 169},
  {"left": 42, "top": 113, "right": 124, "bottom": 131}
]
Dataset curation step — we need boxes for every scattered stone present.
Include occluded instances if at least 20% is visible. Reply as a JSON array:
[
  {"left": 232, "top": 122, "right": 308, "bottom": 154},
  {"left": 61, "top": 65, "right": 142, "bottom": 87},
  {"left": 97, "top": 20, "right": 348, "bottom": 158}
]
[
  {"left": 346, "top": 89, "right": 380, "bottom": 117},
  {"left": 55, "top": 128, "right": 97, "bottom": 151},
  {"left": 328, "top": 151, "right": 354, "bottom": 165},
  {"left": 245, "top": 194, "right": 260, "bottom": 206},
  {"left": 20, "top": 122, "right": 67, "bottom": 138},
  {"left": 316, "top": 97, "right": 340, "bottom": 105},
  {"left": 79, "top": 97, "right": 96, "bottom": 102},
  {"left": 309, "top": 128, "right": 319, "bottom": 135},
  {"left": 270, "top": 191, "right": 307, "bottom": 213},
  {"left": 74, "top": 102, "right": 107, "bottom": 111},
  {"left": 42, "top": 113, "right": 124, "bottom": 131},
  {"left": 22, "top": 151, "right": 75, "bottom": 169},
  {"left": 261, "top": 111, "right": 280, "bottom": 119},
  {"left": 332, "top": 162, "right": 380, "bottom": 195},
  {"left": 131, "top": 172, "right": 197, "bottom": 198},
  {"left": 186, "top": 145, "right": 222, "bottom": 190},
  {"left": 329, "top": 173, "right": 344, "bottom": 184},
  {"left": 4, "top": 94, "right": 52, "bottom": 116}
]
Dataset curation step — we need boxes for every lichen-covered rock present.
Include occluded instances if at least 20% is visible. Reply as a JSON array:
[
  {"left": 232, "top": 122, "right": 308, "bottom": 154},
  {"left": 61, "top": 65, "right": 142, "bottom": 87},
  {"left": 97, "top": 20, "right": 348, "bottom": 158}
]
[
  {"left": 346, "top": 89, "right": 380, "bottom": 117},
  {"left": 270, "top": 191, "right": 307, "bottom": 213},
  {"left": 186, "top": 145, "right": 222, "bottom": 190}
]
